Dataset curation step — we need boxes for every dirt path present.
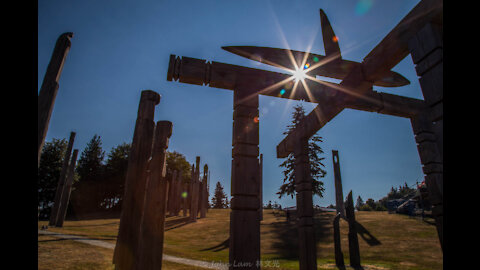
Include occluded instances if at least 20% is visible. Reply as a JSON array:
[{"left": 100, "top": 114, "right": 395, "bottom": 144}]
[{"left": 38, "top": 229, "right": 228, "bottom": 270}]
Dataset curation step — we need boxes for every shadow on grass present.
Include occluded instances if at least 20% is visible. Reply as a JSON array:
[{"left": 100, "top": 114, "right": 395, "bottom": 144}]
[
  {"left": 62, "top": 221, "right": 119, "bottom": 228},
  {"left": 268, "top": 212, "right": 381, "bottom": 261},
  {"left": 200, "top": 238, "right": 229, "bottom": 252},
  {"left": 38, "top": 236, "right": 117, "bottom": 243},
  {"left": 422, "top": 218, "right": 436, "bottom": 226},
  {"left": 164, "top": 216, "right": 191, "bottom": 231},
  {"left": 268, "top": 212, "right": 334, "bottom": 260},
  {"left": 355, "top": 221, "right": 381, "bottom": 246}
]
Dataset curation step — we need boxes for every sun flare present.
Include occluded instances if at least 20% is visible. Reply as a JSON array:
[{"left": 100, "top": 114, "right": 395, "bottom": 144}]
[{"left": 292, "top": 67, "right": 307, "bottom": 82}]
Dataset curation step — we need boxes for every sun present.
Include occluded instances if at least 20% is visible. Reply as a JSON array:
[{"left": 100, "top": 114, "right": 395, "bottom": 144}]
[{"left": 292, "top": 67, "right": 307, "bottom": 82}]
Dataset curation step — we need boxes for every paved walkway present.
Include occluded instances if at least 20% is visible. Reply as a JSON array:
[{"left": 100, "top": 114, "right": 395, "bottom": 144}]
[{"left": 38, "top": 230, "right": 228, "bottom": 270}]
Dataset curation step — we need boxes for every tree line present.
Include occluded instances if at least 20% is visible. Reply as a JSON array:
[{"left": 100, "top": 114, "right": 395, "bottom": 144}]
[
  {"left": 325, "top": 182, "right": 418, "bottom": 212},
  {"left": 38, "top": 134, "right": 194, "bottom": 220}
]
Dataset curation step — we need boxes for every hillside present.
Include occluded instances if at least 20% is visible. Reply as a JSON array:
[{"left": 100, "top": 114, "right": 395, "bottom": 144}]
[{"left": 38, "top": 209, "right": 442, "bottom": 269}]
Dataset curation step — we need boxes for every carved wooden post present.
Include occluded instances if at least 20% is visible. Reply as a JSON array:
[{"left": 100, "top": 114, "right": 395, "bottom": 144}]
[
  {"left": 175, "top": 172, "right": 183, "bottom": 216},
  {"left": 198, "top": 177, "right": 204, "bottom": 218},
  {"left": 55, "top": 149, "right": 79, "bottom": 227},
  {"left": 200, "top": 166, "right": 208, "bottom": 218},
  {"left": 190, "top": 158, "right": 200, "bottom": 222},
  {"left": 168, "top": 170, "right": 178, "bottom": 216},
  {"left": 49, "top": 131, "right": 75, "bottom": 226},
  {"left": 293, "top": 136, "right": 317, "bottom": 270},
  {"left": 205, "top": 166, "right": 210, "bottom": 213},
  {"left": 189, "top": 164, "right": 194, "bottom": 217},
  {"left": 345, "top": 191, "right": 361, "bottom": 268},
  {"left": 408, "top": 22, "right": 443, "bottom": 251},
  {"left": 259, "top": 154, "right": 263, "bottom": 221},
  {"left": 333, "top": 213, "right": 345, "bottom": 268},
  {"left": 137, "top": 121, "right": 172, "bottom": 270},
  {"left": 230, "top": 85, "right": 261, "bottom": 270},
  {"left": 182, "top": 181, "right": 188, "bottom": 217},
  {"left": 38, "top": 32, "right": 74, "bottom": 166},
  {"left": 332, "top": 150, "right": 346, "bottom": 218},
  {"left": 113, "top": 90, "right": 160, "bottom": 270}
]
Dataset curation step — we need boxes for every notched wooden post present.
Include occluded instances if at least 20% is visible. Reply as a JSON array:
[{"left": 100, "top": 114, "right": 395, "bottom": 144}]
[
  {"left": 49, "top": 131, "right": 76, "bottom": 226},
  {"left": 332, "top": 150, "right": 346, "bottom": 218},
  {"left": 200, "top": 165, "right": 208, "bottom": 218},
  {"left": 38, "top": 32, "right": 74, "bottom": 166},
  {"left": 345, "top": 191, "right": 361, "bottom": 268},
  {"left": 230, "top": 82, "right": 261, "bottom": 270},
  {"left": 293, "top": 135, "right": 317, "bottom": 270},
  {"left": 408, "top": 21, "right": 443, "bottom": 251},
  {"left": 190, "top": 157, "right": 200, "bottom": 222},
  {"left": 137, "top": 121, "right": 173, "bottom": 270},
  {"left": 113, "top": 90, "right": 160, "bottom": 270},
  {"left": 55, "top": 149, "right": 79, "bottom": 227},
  {"left": 333, "top": 213, "right": 345, "bottom": 268}
]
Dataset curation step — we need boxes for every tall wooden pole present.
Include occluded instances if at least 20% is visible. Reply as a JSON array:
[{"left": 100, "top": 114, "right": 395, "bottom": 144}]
[
  {"left": 168, "top": 171, "right": 178, "bottom": 216},
  {"left": 191, "top": 157, "right": 200, "bottom": 222},
  {"left": 259, "top": 153, "right": 263, "bottom": 221},
  {"left": 229, "top": 85, "right": 261, "bottom": 269},
  {"left": 137, "top": 121, "right": 172, "bottom": 270},
  {"left": 332, "top": 150, "right": 346, "bottom": 218},
  {"left": 200, "top": 165, "right": 208, "bottom": 218},
  {"left": 55, "top": 149, "right": 79, "bottom": 227},
  {"left": 294, "top": 137, "right": 317, "bottom": 270},
  {"left": 345, "top": 191, "right": 361, "bottom": 268},
  {"left": 333, "top": 213, "right": 345, "bottom": 268},
  {"left": 408, "top": 22, "right": 443, "bottom": 251},
  {"left": 49, "top": 131, "right": 75, "bottom": 226},
  {"left": 182, "top": 180, "right": 188, "bottom": 217},
  {"left": 189, "top": 164, "right": 194, "bottom": 218},
  {"left": 175, "top": 173, "right": 183, "bottom": 216},
  {"left": 113, "top": 90, "right": 160, "bottom": 270},
  {"left": 38, "top": 32, "right": 73, "bottom": 166}
]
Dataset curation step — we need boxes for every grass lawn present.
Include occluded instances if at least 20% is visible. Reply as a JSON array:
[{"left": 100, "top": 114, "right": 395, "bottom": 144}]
[{"left": 38, "top": 209, "right": 442, "bottom": 269}]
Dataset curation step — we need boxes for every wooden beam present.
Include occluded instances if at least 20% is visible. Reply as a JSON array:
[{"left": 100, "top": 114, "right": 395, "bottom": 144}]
[
  {"left": 169, "top": 55, "right": 425, "bottom": 124},
  {"left": 362, "top": 0, "right": 443, "bottom": 83},
  {"left": 38, "top": 32, "right": 73, "bottom": 166},
  {"left": 276, "top": 0, "right": 441, "bottom": 158},
  {"left": 344, "top": 91, "right": 426, "bottom": 118}
]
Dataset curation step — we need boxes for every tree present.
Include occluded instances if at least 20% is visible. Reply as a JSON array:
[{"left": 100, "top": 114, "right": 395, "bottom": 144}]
[
  {"left": 38, "top": 138, "right": 68, "bottom": 220},
  {"left": 366, "top": 198, "right": 376, "bottom": 208},
  {"left": 102, "top": 143, "right": 131, "bottom": 211},
  {"left": 71, "top": 134, "right": 106, "bottom": 214},
  {"left": 166, "top": 151, "right": 192, "bottom": 182},
  {"left": 277, "top": 104, "right": 326, "bottom": 199},
  {"left": 211, "top": 182, "right": 228, "bottom": 208},
  {"left": 265, "top": 201, "right": 273, "bottom": 209},
  {"left": 359, "top": 204, "right": 373, "bottom": 211},
  {"left": 355, "top": 196, "right": 364, "bottom": 210},
  {"left": 76, "top": 134, "right": 105, "bottom": 183}
]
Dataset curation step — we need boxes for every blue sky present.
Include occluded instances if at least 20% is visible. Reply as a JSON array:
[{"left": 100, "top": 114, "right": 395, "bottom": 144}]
[{"left": 39, "top": 0, "right": 424, "bottom": 208}]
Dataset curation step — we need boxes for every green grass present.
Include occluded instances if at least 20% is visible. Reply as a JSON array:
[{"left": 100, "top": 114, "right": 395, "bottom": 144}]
[{"left": 38, "top": 209, "right": 442, "bottom": 269}]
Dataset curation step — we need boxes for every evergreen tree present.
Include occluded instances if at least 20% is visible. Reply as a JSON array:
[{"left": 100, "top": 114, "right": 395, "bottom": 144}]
[
  {"left": 355, "top": 195, "right": 364, "bottom": 210},
  {"left": 211, "top": 182, "right": 228, "bottom": 208},
  {"left": 277, "top": 104, "right": 326, "bottom": 199},
  {"left": 102, "top": 142, "right": 131, "bottom": 211},
  {"left": 38, "top": 138, "right": 68, "bottom": 220},
  {"left": 76, "top": 134, "right": 105, "bottom": 183},
  {"left": 71, "top": 134, "right": 106, "bottom": 214}
]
